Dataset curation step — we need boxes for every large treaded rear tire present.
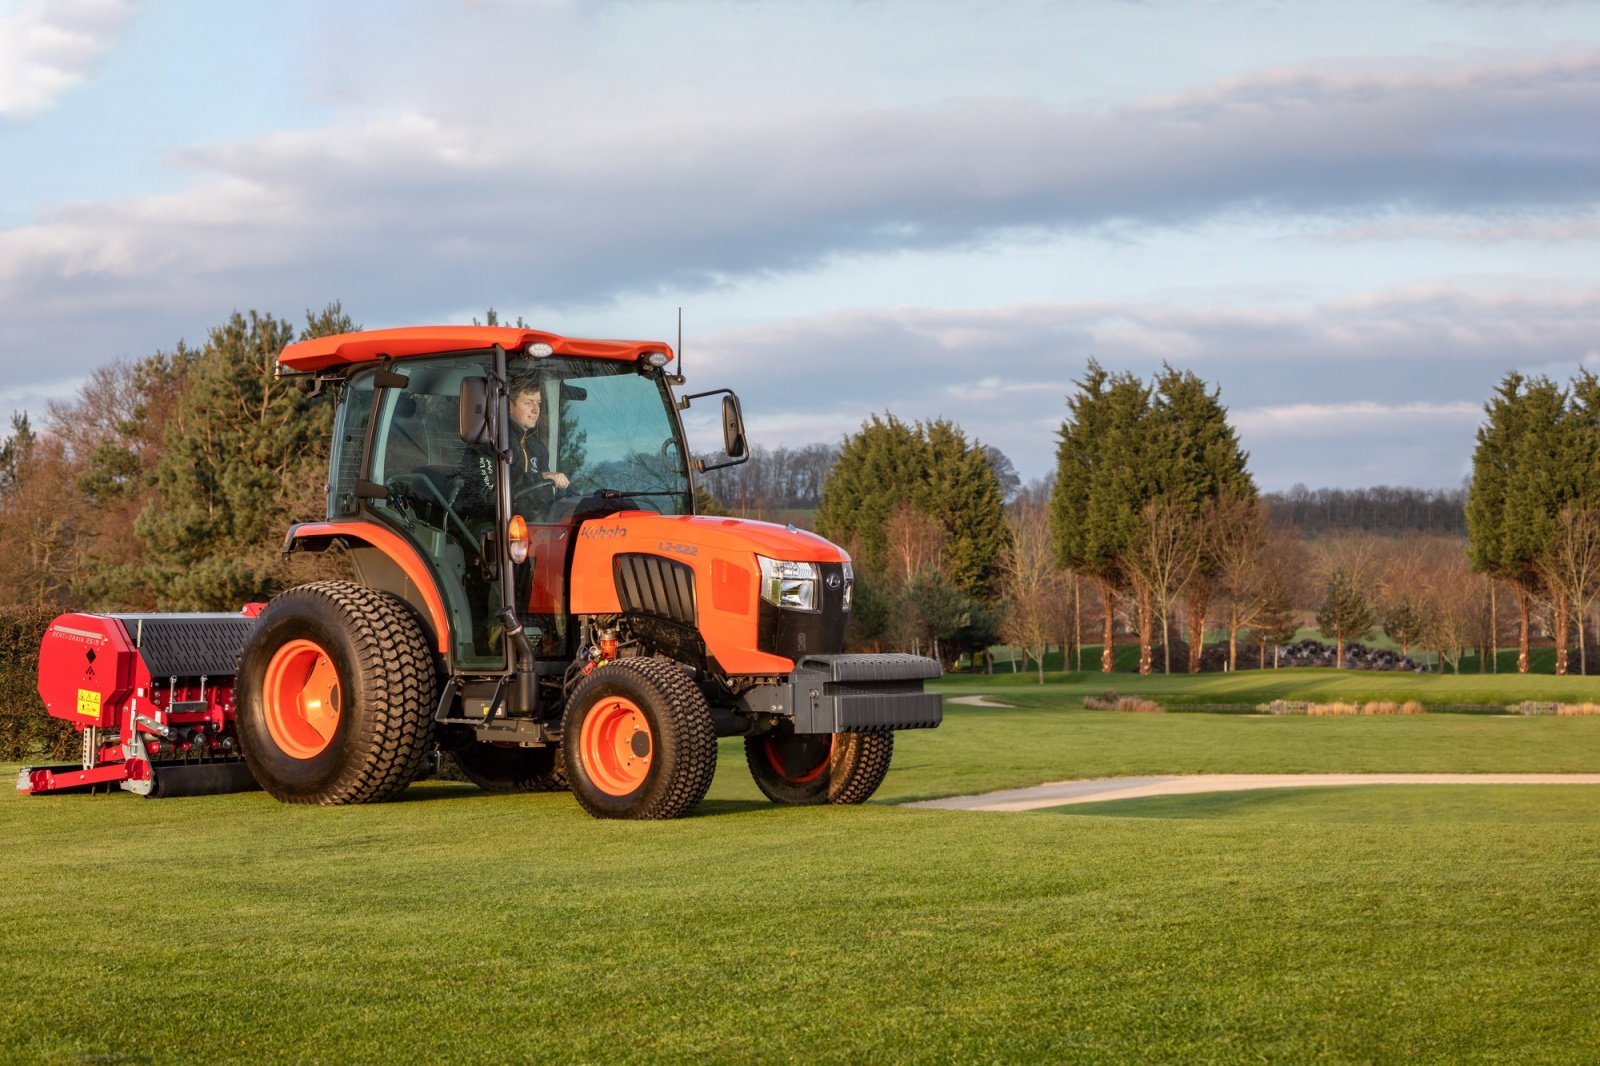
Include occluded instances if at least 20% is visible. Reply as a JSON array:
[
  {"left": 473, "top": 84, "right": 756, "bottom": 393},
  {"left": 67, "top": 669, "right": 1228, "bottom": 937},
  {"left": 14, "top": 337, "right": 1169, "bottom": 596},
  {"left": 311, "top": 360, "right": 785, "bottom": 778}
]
[
  {"left": 450, "top": 743, "right": 567, "bottom": 793},
  {"left": 744, "top": 725, "right": 894, "bottom": 805},
  {"left": 236, "top": 580, "right": 437, "bottom": 805},
  {"left": 561, "top": 657, "right": 716, "bottom": 820}
]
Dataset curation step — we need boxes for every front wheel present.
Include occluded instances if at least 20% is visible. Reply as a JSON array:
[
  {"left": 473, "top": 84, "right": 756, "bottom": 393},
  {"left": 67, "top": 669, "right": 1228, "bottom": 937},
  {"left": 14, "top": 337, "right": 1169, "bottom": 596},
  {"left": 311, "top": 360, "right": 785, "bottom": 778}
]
[
  {"left": 561, "top": 658, "right": 716, "bottom": 819},
  {"left": 236, "top": 581, "right": 437, "bottom": 805},
  {"left": 745, "top": 725, "right": 894, "bottom": 805}
]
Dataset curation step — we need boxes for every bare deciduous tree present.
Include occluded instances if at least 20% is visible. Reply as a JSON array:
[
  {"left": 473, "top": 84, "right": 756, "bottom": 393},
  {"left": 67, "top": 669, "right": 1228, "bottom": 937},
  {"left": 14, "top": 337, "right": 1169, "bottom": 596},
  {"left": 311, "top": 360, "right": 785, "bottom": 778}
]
[
  {"left": 1534, "top": 505, "right": 1600, "bottom": 676},
  {"left": 998, "top": 497, "right": 1066, "bottom": 683},
  {"left": 1123, "top": 499, "right": 1203, "bottom": 675}
]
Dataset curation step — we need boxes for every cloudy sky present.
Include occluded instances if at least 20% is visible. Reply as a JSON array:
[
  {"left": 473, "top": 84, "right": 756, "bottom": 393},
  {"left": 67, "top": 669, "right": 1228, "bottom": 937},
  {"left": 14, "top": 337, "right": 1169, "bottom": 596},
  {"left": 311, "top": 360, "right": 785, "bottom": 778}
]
[{"left": 2, "top": 0, "right": 1597, "bottom": 491}]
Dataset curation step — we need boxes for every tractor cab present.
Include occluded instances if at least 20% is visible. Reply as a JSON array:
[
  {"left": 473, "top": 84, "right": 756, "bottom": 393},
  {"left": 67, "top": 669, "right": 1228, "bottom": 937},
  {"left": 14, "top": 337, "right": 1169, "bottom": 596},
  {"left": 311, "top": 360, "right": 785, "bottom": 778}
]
[{"left": 324, "top": 345, "right": 696, "bottom": 672}]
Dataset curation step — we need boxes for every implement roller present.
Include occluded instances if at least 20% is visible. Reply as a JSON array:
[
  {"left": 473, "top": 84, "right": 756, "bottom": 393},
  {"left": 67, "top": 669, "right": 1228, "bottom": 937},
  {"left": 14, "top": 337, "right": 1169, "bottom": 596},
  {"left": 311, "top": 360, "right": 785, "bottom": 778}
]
[{"left": 19, "top": 610, "right": 264, "bottom": 799}]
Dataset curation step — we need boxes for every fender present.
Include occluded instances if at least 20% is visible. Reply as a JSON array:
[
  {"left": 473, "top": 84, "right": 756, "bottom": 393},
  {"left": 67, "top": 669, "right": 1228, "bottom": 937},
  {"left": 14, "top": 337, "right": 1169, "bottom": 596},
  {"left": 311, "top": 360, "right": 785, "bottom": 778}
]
[{"left": 283, "top": 521, "right": 451, "bottom": 654}]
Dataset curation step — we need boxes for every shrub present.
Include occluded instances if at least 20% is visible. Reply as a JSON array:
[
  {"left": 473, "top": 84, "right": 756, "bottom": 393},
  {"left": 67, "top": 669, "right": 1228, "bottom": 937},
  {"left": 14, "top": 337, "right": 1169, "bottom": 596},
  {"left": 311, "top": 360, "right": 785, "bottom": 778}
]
[
  {"left": 0, "top": 605, "right": 77, "bottom": 761},
  {"left": 1081, "top": 691, "right": 1161, "bottom": 712},
  {"left": 1304, "top": 701, "right": 1426, "bottom": 716},
  {"left": 1513, "top": 701, "right": 1600, "bottom": 716},
  {"left": 1262, "top": 700, "right": 1308, "bottom": 715}
]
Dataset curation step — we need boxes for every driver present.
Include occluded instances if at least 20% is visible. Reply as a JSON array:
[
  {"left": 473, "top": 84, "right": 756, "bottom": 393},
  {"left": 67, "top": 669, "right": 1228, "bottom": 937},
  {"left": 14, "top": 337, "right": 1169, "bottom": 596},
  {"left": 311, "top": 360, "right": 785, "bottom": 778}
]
[{"left": 507, "top": 372, "right": 569, "bottom": 497}]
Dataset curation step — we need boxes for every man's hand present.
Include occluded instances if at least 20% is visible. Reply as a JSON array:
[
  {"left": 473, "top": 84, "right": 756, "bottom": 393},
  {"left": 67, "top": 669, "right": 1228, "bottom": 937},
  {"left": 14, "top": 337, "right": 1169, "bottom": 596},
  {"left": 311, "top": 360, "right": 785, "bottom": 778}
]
[{"left": 542, "top": 471, "right": 570, "bottom": 490}]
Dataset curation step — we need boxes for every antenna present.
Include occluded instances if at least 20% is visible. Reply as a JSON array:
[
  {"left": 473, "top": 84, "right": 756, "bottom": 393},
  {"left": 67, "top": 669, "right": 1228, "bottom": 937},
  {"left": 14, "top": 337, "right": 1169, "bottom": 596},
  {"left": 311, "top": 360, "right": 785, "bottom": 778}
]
[{"left": 677, "top": 307, "right": 684, "bottom": 381}]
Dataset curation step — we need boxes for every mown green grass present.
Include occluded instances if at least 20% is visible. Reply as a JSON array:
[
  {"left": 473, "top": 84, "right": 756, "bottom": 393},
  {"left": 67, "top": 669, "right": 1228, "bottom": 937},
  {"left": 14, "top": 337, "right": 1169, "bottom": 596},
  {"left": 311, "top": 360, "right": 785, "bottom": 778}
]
[
  {"left": 940, "top": 663, "right": 1600, "bottom": 709},
  {"left": 3, "top": 709, "right": 1598, "bottom": 1064}
]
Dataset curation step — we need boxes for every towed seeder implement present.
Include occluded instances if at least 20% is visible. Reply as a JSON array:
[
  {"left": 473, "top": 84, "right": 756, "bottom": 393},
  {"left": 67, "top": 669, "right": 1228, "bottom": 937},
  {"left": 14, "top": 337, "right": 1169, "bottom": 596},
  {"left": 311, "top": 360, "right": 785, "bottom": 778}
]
[{"left": 19, "top": 610, "right": 263, "bottom": 799}]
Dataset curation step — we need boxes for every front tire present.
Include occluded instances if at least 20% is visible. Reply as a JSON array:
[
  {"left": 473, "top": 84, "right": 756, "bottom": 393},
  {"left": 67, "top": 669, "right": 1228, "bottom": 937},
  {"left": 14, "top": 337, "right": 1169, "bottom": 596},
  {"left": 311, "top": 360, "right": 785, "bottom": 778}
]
[
  {"left": 561, "top": 658, "right": 716, "bottom": 819},
  {"left": 236, "top": 580, "right": 437, "bottom": 805},
  {"left": 745, "top": 725, "right": 894, "bottom": 805}
]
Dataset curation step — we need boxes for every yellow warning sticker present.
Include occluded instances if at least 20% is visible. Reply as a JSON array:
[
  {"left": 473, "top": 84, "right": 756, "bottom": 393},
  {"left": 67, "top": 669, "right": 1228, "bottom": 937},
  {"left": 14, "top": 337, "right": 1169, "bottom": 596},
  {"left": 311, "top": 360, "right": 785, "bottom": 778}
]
[{"left": 76, "top": 689, "right": 102, "bottom": 722}]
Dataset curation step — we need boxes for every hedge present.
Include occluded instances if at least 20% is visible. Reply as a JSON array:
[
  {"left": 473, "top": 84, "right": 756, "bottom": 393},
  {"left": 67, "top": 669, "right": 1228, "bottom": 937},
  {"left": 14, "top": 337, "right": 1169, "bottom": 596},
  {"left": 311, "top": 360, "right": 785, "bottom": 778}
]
[{"left": 0, "top": 605, "right": 76, "bottom": 761}]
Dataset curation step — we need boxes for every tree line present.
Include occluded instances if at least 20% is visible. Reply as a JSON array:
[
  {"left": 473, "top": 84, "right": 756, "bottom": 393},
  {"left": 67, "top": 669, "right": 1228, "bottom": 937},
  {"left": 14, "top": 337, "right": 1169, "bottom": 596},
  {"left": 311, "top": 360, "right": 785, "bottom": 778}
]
[
  {"left": 0, "top": 305, "right": 1576, "bottom": 679},
  {"left": 0, "top": 306, "right": 353, "bottom": 611}
]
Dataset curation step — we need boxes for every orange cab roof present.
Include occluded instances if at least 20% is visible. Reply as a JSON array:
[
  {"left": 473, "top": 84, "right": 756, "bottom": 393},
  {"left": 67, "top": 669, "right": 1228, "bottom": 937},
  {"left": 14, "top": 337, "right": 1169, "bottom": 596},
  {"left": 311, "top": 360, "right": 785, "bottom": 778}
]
[{"left": 278, "top": 326, "right": 675, "bottom": 373}]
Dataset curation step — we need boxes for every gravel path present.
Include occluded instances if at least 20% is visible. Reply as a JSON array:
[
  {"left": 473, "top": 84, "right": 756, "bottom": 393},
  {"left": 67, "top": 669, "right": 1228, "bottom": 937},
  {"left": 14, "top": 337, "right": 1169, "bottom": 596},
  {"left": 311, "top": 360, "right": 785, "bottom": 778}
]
[{"left": 904, "top": 773, "right": 1600, "bottom": 812}]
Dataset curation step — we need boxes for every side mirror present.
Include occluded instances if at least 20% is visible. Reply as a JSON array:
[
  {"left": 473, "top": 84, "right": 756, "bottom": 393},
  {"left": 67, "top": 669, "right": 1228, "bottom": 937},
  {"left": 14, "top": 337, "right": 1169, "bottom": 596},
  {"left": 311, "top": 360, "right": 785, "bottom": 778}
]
[
  {"left": 722, "top": 394, "right": 747, "bottom": 459},
  {"left": 459, "top": 377, "right": 490, "bottom": 445}
]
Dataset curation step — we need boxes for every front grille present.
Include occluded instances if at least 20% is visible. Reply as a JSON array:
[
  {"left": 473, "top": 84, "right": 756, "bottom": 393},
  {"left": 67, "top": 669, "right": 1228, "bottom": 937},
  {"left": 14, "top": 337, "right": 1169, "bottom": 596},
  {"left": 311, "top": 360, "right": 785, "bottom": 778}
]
[{"left": 614, "top": 554, "right": 697, "bottom": 627}]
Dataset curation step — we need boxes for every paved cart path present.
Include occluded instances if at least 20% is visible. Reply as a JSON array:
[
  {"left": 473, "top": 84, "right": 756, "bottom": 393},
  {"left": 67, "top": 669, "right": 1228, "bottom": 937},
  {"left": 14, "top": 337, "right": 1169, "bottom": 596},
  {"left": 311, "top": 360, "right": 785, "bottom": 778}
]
[{"left": 904, "top": 774, "right": 1600, "bottom": 812}]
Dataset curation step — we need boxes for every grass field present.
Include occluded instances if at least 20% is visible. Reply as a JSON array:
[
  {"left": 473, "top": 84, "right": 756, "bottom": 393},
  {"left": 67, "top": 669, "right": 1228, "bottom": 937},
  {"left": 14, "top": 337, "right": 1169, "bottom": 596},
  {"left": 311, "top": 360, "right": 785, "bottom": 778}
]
[
  {"left": 944, "top": 661, "right": 1600, "bottom": 712},
  {"left": 3, "top": 706, "right": 1598, "bottom": 1063}
]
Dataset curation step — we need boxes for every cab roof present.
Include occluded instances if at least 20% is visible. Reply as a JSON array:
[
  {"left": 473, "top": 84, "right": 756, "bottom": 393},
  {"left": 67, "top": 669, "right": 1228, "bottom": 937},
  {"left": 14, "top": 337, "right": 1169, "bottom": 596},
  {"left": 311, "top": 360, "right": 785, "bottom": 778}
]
[{"left": 278, "top": 326, "right": 675, "bottom": 373}]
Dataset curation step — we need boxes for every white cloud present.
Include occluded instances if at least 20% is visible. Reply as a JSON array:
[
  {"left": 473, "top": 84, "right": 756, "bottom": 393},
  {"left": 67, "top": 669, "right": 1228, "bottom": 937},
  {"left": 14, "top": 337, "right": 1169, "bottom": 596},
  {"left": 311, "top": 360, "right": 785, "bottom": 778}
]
[
  {"left": 1231, "top": 401, "right": 1483, "bottom": 435},
  {"left": 0, "top": 0, "right": 138, "bottom": 119}
]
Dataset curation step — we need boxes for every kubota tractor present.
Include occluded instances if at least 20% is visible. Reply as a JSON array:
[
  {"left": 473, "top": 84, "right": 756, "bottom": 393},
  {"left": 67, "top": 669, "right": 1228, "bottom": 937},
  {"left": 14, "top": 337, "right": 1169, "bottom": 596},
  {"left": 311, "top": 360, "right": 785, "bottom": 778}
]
[{"left": 21, "top": 326, "right": 941, "bottom": 818}]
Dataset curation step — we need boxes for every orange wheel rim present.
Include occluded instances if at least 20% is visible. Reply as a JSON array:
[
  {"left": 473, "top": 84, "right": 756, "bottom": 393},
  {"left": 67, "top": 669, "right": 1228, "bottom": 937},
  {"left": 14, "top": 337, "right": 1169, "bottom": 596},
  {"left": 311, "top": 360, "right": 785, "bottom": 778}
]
[
  {"left": 262, "top": 639, "right": 342, "bottom": 759},
  {"left": 580, "top": 696, "right": 653, "bottom": 796},
  {"left": 764, "top": 733, "right": 834, "bottom": 784}
]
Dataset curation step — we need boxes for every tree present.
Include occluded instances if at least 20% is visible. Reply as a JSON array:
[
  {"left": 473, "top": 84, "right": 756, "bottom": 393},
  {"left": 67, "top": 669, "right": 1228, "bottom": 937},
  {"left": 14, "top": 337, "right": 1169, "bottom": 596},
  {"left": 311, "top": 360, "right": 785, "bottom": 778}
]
[
  {"left": 1245, "top": 526, "right": 1306, "bottom": 668},
  {"left": 0, "top": 430, "right": 82, "bottom": 606},
  {"left": 816, "top": 412, "right": 1005, "bottom": 600},
  {"left": 1052, "top": 362, "right": 1149, "bottom": 672},
  {"left": 1382, "top": 599, "right": 1428, "bottom": 658},
  {"left": 1122, "top": 499, "right": 1202, "bottom": 674},
  {"left": 1149, "top": 366, "right": 1256, "bottom": 672},
  {"left": 1316, "top": 569, "right": 1375, "bottom": 669},
  {"left": 998, "top": 494, "right": 1066, "bottom": 682},
  {"left": 1207, "top": 495, "right": 1269, "bottom": 670},
  {"left": 1535, "top": 505, "right": 1600, "bottom": 675},
  {"left": 126, "top": 305, "right": 354, "bottom": 609},
  {"left": 1467, "top": 372, "right": 1569, "bottom": 673}
]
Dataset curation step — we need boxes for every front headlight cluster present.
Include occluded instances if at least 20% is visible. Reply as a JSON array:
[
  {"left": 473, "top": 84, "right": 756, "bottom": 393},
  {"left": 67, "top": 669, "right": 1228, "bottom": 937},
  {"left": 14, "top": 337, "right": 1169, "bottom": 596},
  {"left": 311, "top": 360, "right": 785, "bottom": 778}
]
[
  {"left": 757, "top": 557, "right": 854, "bottom": 612},
  {"left": 758, "top": 556, "right": 820, "bottom": 612}
]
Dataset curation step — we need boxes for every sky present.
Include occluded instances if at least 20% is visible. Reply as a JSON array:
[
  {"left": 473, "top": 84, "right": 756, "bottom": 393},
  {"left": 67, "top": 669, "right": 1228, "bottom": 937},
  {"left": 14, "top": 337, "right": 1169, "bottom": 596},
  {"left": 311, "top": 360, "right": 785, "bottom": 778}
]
[{"left": 2, "top": 0, "right": 1597, "bottom": 493}]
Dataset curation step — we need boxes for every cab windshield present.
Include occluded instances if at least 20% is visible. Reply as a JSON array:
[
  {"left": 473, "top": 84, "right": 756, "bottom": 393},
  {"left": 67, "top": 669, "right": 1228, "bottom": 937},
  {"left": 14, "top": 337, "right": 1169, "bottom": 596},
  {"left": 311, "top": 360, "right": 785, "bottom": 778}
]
[{"left": 514, "top": 355, "right": 692, "bottom": 521}]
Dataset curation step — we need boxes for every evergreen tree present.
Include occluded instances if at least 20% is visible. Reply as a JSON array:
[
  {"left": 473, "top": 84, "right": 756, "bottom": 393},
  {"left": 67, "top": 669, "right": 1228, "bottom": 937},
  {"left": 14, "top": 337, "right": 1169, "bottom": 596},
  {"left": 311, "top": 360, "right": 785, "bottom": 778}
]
[
  {"left": 0, "top": 412, "right": 35, "bottom": 497},
  {"left": 1150, "top": 366, "right": 1256, "bottom": 672},
  {"left": 1316, "top": 568, "right": 1375, "bottom": 669},
  {"left": 1467, "top": 373, "right": 1568, "bottom": 672},
  {"left": 1382, "top": 599, "right": 1428, "bottom": 657},
  {"left": 816, "top": 412, "right": 1004, "bottom": 600},
  {"left": 1051, "top": 362, "right": 1150, "bottom": 672},
  {"left": 129, "top": 305, "right": 355, "bottom": 609}
]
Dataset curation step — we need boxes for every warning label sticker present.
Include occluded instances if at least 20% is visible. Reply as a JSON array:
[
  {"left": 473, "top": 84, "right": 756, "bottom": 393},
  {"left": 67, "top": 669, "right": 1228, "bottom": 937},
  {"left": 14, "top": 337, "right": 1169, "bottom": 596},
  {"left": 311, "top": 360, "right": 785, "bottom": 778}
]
[{"left": 76, "top": 689, "right": 102, "bottom": 722}]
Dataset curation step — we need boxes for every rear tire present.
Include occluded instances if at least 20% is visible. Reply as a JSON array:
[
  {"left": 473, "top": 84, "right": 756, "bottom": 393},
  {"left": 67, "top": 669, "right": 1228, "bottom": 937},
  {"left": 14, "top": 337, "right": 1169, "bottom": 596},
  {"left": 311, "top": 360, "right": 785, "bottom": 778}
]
[
  {"left": 745, "top": 725, "right": 894, "bottom": 805},
  {"left": 450, "top": 743, "right": 567, "bottom": 793},
  {"left": 561, "top": 658, "right": 716, "bottom": 819},
  {"left": 236, "top": 580, "right": 437, "bottom": 805}
]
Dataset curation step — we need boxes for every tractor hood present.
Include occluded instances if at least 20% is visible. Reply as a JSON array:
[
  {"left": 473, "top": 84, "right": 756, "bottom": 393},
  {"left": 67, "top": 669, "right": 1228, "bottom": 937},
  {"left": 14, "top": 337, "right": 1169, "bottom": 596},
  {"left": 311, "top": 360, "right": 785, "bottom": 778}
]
[
  {"left": 574, "top": 513, "right": 848, "bottom": 563},
  {"left": 566, "top": 512, "right": 851, "bottom": 675}
]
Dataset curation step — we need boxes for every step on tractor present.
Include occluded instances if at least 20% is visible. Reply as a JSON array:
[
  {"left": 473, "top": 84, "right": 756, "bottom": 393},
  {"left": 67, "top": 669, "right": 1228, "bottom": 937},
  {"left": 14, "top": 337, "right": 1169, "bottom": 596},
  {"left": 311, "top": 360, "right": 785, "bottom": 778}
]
[{"left": 20, "top": 326, "right": 942, "bottom": 818}]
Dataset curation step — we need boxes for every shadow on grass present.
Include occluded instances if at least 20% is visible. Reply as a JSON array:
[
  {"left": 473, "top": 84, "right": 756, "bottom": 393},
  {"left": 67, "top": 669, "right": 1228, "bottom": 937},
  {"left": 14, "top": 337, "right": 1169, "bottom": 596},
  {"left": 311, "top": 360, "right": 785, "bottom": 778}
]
[{"left": 1043, "top": 787, "right": 1346, "bottom": 821}]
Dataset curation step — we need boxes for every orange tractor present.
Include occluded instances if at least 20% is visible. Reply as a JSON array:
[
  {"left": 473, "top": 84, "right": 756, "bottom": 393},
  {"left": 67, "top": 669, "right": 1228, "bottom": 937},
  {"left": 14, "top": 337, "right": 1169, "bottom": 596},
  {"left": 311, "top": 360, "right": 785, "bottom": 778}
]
[{"left": 22, "top": 327, "right": 941, "bottom": 818}]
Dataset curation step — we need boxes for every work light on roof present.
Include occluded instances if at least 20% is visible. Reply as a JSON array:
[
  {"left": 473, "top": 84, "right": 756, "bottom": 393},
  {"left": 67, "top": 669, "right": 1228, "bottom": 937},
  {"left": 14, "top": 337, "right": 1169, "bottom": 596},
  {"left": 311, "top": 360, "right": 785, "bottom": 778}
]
[
  {"left": 643, "top": 351, "right": 669, "bottom": 368},
  {"left": 526, "top": 342, "right": 554, "bottom": 359}
]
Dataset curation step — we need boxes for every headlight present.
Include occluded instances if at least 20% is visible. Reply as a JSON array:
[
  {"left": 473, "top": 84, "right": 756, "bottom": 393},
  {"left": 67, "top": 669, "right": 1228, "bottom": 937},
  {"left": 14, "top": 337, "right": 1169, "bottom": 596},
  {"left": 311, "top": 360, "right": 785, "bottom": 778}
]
[
  {"left": 758, "top": 556, "right": 819, "bottom": 611},
  {"left": 842, "top": 560, "right": 853, "bottom": 610}
]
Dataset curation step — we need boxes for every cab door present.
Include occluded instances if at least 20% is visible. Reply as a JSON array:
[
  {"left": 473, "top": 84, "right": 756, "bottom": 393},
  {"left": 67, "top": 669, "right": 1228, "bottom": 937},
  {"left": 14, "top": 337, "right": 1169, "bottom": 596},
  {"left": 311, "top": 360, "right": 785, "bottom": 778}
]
[{"left": 356, "top": 356, "right": 508, "bottom": 672}]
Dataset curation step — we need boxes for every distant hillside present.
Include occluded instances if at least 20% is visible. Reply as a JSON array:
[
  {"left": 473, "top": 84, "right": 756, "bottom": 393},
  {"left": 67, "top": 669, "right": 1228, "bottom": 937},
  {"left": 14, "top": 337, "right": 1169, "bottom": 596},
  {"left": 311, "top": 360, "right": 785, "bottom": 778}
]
[{"left": 1265, "top": 485, "right": 1466, "bottom": 536}]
